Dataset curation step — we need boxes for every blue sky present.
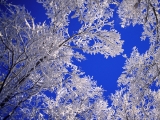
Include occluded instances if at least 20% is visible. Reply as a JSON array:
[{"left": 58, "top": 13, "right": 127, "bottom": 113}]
[{"left": 7, "top": 0, "right": 150, "bottom": 100}]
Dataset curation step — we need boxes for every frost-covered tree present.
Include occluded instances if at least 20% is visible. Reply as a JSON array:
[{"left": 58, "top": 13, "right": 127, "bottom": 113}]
[
  {"left": 0, "top": 0, "right": 123, "bottom": 119},
  {"left": 110, "top": 0, "right": 160, "bottom": 119},
  {"left": 1, "top": 0, "right": 159, "bottom": 119}
]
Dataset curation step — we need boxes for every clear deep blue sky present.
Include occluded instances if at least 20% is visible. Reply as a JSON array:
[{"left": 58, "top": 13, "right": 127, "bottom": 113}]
[{"left": 7, "top": 0, "right": 150, "bottom": 100}]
